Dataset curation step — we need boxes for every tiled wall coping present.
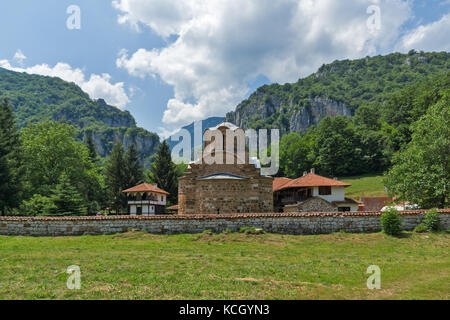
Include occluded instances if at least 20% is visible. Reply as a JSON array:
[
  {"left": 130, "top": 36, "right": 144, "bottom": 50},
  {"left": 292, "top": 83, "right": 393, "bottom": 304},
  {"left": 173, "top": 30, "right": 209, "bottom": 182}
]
[{"left": 1, "top": 209, "right": 448, "bottom": 221}]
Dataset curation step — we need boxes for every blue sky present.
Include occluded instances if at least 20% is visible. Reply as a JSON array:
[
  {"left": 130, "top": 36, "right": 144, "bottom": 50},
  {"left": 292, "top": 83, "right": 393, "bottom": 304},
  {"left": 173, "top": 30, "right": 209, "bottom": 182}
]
[{"left": 0, "top": 0, "right": 449, "bottom": 137}]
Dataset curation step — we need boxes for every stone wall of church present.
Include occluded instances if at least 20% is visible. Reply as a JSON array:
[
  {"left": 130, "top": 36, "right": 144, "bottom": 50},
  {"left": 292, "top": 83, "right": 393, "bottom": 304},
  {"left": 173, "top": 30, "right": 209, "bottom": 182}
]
[{"left": 178, "top": 163, "right": 273, "bottom": 214}]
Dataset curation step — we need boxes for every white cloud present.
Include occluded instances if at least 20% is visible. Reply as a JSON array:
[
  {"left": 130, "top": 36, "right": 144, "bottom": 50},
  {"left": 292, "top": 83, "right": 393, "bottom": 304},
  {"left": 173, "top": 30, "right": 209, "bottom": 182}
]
[
  {"left": 114, "top": 0, "right": 412, "bottom": 128},
  {"left": 157, "top": 126, "right": 180, "bottom": 140},
  {"left": 0, "top": 60, "right": 130, "bottom": 108},
  {"left": 13, "top": 49, "right": 27, "bottom": 65},
  {"left": 396, "top": 13, "right": 450, "bottom": 52}
]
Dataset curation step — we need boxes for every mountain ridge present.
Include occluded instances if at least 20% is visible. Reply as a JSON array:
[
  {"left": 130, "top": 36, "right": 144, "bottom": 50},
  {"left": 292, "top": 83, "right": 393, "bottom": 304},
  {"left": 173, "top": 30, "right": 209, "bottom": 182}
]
[
  {"left": 0, "top": 67, "right": 160, "bottom": 165},
  {"left": 226, "top": 51, "right": 450, "bottom": 135}
]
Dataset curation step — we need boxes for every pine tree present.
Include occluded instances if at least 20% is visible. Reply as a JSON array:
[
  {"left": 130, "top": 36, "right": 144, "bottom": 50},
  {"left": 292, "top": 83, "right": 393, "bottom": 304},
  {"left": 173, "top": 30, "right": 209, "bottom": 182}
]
[
  {"left": 124, "top": 143, "right": 144, "bottom": 188},
  {"left": 50, "top": 172, "right": 87, "bottom": 216},
  {"left": 0, "top": 98, "right": 21, "bottom": 215},
  {"left": 105, "top": 142, "right": 127, "bottom": 213},
  {"left": 85, "top": 131, "right": 97, "bottom": 162},
  {"left": 149, "top": 141, "right": 178, "bottom": 204}
]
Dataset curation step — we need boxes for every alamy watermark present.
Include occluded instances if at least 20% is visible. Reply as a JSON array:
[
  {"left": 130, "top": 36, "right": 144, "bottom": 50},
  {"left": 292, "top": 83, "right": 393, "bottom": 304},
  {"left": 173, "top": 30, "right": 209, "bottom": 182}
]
[
  {"left": 66, "top": 265, "right": 81, "bottom": 290},
  {"left": 366, "top": 265, "right": 381, "bottom": 290},
  {"left": 366, "top": 0, "right": 381, "bottom": 34},
  {"left": 66, "top": 5, "right": 81, "bottom": 30},
  {"left": 169, "top": 121, "right": 280, "bottom": 176}
]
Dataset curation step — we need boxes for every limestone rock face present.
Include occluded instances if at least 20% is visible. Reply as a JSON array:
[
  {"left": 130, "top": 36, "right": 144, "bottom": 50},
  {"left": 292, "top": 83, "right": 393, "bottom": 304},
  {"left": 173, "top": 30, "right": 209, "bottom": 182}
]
[
  {"left": 289, "top": 96, "right": 352, "bottom": 133},
  {"left": 88, "top": 128, "right": 160, "bottom": 162},
  {"left": 226, "top": 95, "right": 352, "bottom": 135}
]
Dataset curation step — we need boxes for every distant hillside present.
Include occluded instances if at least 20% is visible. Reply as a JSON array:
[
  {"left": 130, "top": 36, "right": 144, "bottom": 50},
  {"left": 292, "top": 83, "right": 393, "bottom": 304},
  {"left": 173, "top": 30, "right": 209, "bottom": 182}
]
[
  {"left": 0, "top": 67, "right": 160, "bottom": 165},
  {"left": 166, "top": 116, "right": 225, "bottom": 156},
  {"left": 226, "top": 51, "right": 450, "bottom": 135}
]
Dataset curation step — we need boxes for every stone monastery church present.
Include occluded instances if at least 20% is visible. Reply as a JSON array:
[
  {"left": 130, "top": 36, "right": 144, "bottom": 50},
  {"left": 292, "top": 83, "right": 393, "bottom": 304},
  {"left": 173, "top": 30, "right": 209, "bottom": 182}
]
[
  {"left": 178, "top": 122, "right": 274, "bottom": 214},
  {"left": 124, "top": 122, "right": 358, "bottom": 215}
]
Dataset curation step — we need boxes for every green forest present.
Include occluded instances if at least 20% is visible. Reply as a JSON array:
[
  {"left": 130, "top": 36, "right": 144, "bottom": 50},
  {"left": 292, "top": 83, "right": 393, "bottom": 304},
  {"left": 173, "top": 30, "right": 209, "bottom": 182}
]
[
  {"left": 0, "top": 67, "right": 160, "bottom": 165},
  {"left": 0, "top": 104, "right": 183, "bottom": 216},
  {"left": 229, "top": 51, "right": 449, "bottom": 209},
  {"left": 276, "top": 71, "right": 449, "bottom": 208},
  {"left": 0, "top": 51, "right": 449, "bottom": 215},
  {"left": 230, "top": 51, "right": 450, "bottom": 132}
]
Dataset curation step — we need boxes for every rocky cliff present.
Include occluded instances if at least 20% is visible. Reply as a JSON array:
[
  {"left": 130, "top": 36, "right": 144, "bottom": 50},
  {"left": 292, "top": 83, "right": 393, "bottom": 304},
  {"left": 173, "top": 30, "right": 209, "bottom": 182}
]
[
  {"left": 227, "top": 93, "right": 352, "bottom": 134},
  {"left": 226, "top": 51, "right": 450, "bottom": 135}
]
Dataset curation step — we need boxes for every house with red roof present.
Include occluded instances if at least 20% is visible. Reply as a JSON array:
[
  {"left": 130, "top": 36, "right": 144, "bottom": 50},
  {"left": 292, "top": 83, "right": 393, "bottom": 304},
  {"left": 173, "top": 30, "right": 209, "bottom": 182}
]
[
  {"left": 122, "top": 183, "right": 169, "bottom": 215},
  {"left": 273, "top": 169, "right": 359, "bottom": 212}
]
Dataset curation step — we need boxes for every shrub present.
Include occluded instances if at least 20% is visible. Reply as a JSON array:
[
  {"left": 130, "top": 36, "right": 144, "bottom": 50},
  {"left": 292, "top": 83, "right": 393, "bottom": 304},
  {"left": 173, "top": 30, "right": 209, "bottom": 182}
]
[
  {"left": 413, "top": 223, "right": 428, "bottom": 233},
  {"left": 423, "top": 209, "right": 440, "bottom": 231},
  {"left": 239, "top": 226, "right": 253, "bottom": 233},
  {"left": 380, "top": 208, "right": 402, "bottom": 235},
  {"left": 20, "top": 194, "right": 57, "bottom": 216}
]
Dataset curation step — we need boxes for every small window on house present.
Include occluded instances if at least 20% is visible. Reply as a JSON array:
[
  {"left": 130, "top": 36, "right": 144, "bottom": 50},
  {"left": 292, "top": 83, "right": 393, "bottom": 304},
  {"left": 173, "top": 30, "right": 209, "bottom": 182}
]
[
  {"left": 338, "top": 207, "right": 351, "bottom": 212},
  {"left": 319, "top": 186, "right": 332, "bottom": 195},
  {"left": 161, "top": 196, "right": 164, "bottom": 201}
]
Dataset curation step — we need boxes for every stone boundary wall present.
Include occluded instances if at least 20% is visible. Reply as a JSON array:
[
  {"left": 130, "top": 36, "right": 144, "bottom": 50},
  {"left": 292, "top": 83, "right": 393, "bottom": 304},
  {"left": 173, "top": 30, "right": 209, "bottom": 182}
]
[{"left": 0, "top": 210, "right": 449, "bottom": 237}]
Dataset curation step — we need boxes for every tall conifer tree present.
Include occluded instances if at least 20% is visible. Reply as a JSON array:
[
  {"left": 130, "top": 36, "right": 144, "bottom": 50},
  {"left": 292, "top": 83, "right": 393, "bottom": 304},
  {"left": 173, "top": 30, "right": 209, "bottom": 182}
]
[
  {"left": 105, "top": 142, "right": 127, "bottom": 213},
  {"left": 149, "top": 141, "right": 178, "bottom": 204},
  {"left": 124, "top": 143, "right": 144, "bottom": 188},
  {"left": 50, "top": 172, "right": 87, "bottom": 216},
  {"left": 0, "top": 98, "right": 21, "bottom": 215},
  {"left": 85, "top": 131, "right": 97, "bottom": 162}
]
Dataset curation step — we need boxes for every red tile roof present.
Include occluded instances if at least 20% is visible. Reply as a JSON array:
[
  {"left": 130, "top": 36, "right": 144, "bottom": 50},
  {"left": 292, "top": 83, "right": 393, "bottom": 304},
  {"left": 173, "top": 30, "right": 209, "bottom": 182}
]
[
  {"left": 122, "top": 183, "right": 170, "bottom": 195},
  {"left": 1, "top": 209, "right": 448, "bottom": 221},
  {"left": 167, "top": 205, "right": 179, "bottom": 210},
  {"left": 273, "top": 173, "right": 350, "bottom": 191},
  {"left": 273, "top": 177, "right": 293, "bottom": 191},
  {"left": 359, "top": 197, "right": 394, "bottom": 211}
]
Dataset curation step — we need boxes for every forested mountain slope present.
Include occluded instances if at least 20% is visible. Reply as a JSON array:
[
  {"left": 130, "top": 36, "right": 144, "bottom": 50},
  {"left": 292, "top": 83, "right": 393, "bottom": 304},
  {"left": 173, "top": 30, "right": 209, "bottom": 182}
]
[
  {"left": 0, "top": 67, "right": 160, "bottom": 163},
  {"left": 226, "top": 51, "right": 450, "bottom": 135}
]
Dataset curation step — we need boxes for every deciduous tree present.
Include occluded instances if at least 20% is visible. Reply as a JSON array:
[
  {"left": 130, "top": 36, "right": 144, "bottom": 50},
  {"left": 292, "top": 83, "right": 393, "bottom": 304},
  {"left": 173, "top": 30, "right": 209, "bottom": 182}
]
[{"left": 384, "top": 95, "right": 450, "bottom": 208}]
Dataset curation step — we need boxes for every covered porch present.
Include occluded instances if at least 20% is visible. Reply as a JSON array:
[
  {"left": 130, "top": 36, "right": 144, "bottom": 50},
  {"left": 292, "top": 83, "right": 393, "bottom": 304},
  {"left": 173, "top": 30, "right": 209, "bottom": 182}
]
[{"left": 274, "top": 187, "right": 313, "bottom": 207}]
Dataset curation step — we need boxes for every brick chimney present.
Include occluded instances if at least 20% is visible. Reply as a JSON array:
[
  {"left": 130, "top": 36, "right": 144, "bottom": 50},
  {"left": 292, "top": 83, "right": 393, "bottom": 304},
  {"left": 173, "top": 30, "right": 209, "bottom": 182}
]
[
  {"left": 310, "top": 168, "right": 315, "bottom": 174},
  {"left": 303, "top": 171, "right": 308, "bottom": 176}
]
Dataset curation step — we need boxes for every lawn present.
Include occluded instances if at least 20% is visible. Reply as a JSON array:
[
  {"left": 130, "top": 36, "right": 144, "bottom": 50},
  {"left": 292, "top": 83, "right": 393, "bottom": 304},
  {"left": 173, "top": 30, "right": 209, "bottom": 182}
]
[
  {"left": 341, "top": 174, "right": 388, "bottom": 198},
  {"left": 0, "top": 230, "right": 448, "bottom": 300}
]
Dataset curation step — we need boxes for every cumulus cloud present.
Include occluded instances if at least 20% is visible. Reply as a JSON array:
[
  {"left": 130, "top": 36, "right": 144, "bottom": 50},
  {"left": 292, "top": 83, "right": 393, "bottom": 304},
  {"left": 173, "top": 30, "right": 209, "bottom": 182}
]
[
  {"left": 13, "top": 49, "right": 27, "bottom": 65},
  {"left": 396, "top": 13, "right": 450, "bottom": 52},
  {"left": 0, "top": 60, "right": 130, "bottom": 108},
  {"left": 114, "top": 0, "right": 413, "bottom": 128}
]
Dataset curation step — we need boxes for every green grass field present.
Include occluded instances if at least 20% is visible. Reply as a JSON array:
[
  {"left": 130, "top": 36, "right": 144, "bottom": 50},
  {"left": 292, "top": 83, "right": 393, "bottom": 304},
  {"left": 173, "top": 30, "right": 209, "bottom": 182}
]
[
  {"left": 0, "top": 230, "right": 448, "bottom": 300},
  {"left": 341, "top": 174, "right": 388, "bottom": 198}
]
